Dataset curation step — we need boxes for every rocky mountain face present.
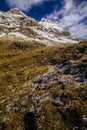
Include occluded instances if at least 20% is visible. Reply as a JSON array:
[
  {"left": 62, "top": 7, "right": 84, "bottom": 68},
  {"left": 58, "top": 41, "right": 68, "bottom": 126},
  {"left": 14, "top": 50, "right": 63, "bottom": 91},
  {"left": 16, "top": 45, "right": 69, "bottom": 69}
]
[{"left": 0, "top": 8, "right": 79, "bottom": 45}]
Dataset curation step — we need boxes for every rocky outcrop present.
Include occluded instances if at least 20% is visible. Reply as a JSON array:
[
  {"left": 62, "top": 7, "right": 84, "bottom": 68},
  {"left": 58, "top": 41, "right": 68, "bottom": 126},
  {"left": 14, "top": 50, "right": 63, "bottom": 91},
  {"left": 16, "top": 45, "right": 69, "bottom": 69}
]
[{"left": 26, "top": 49, "right": 87, "bottom": 129}]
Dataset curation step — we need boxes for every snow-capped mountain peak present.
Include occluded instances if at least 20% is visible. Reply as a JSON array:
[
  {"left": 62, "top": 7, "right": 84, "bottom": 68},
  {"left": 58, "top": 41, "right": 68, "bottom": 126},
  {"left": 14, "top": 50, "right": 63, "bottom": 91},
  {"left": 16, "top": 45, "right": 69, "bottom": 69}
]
[
  {"left": 40, "top": 18, "right": 64, "bottom": 32},
  {"left": 0, "top": 8, "right": 79, "bottom": 45},
  {"left": 9, "top": 8, "right": 22, "bottom": 14},
  {"left": 41, "top": 18, "right": 53, "bottom": 23}
]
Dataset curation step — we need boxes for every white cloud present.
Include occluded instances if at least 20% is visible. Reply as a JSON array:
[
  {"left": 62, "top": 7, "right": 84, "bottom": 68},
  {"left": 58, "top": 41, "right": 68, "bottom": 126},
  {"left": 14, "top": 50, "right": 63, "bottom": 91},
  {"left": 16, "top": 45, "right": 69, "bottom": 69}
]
[
  {"left": 46, "top": 0, "right": 87, "bottom": 38},
  {"left": 6, "top": 0, "right": 45, "bottom": 11},
  {"left": 64, "top": 0, "right": 73, "bottom": 11},
  {"left": 69, "top": 23, "right": 87, "bottom": 38}
]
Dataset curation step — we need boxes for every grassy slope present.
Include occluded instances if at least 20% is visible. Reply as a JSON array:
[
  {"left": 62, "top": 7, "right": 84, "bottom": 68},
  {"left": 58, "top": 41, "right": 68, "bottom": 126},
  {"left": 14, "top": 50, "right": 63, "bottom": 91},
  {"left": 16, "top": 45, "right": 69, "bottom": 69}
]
[{"left": 0, "top": 41, "right": 87, "bottom": 130}]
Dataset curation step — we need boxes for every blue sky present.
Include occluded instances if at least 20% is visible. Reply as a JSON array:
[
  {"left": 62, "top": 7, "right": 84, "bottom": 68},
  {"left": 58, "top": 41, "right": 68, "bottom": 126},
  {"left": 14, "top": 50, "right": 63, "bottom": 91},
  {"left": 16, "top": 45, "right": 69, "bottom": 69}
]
[{"left": 0, "top": 0, "right": 87, "bottom": 39}]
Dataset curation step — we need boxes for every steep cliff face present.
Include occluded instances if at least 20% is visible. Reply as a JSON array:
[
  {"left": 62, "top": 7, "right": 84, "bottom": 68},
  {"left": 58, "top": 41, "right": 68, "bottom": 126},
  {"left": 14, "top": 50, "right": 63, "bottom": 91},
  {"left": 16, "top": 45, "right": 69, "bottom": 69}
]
[{"left": 0, "top": 8, "right": 79, "bottom": 45}]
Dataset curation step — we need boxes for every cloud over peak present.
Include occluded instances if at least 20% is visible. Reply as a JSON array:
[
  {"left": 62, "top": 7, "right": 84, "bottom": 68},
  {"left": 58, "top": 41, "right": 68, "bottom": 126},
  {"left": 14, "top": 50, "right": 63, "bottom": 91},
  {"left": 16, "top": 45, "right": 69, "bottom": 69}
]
[
  {"left": 5, "top": 0, "right": 87, "bottom": 39},
  {"left": 46, "top": 0, "right": 87, "bottom": 38},
  {"left": 6, "top": 0, "right": 45, "bottom": 11}
]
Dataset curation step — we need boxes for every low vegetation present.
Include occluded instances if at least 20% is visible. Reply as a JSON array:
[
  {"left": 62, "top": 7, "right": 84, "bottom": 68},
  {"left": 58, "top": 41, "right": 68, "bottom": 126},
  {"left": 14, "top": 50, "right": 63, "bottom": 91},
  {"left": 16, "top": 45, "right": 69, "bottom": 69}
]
[{"left": 0, "top": 41, "right": 87, "bottom": 130}]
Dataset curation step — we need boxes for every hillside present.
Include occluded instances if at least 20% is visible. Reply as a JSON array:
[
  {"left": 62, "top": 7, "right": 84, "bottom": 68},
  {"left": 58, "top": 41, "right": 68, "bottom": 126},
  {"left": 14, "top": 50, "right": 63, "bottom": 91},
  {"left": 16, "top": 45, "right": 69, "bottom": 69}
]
[{"left": 0, "top": 39, "right": 87, "bottom": 130}]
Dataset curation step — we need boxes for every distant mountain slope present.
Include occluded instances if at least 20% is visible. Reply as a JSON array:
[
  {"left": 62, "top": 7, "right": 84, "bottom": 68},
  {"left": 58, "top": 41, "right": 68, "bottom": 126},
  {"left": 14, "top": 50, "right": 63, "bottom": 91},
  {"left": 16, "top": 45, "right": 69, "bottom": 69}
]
[{"left": 0, "top": 8, "right": 80, "bottom": 45}]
